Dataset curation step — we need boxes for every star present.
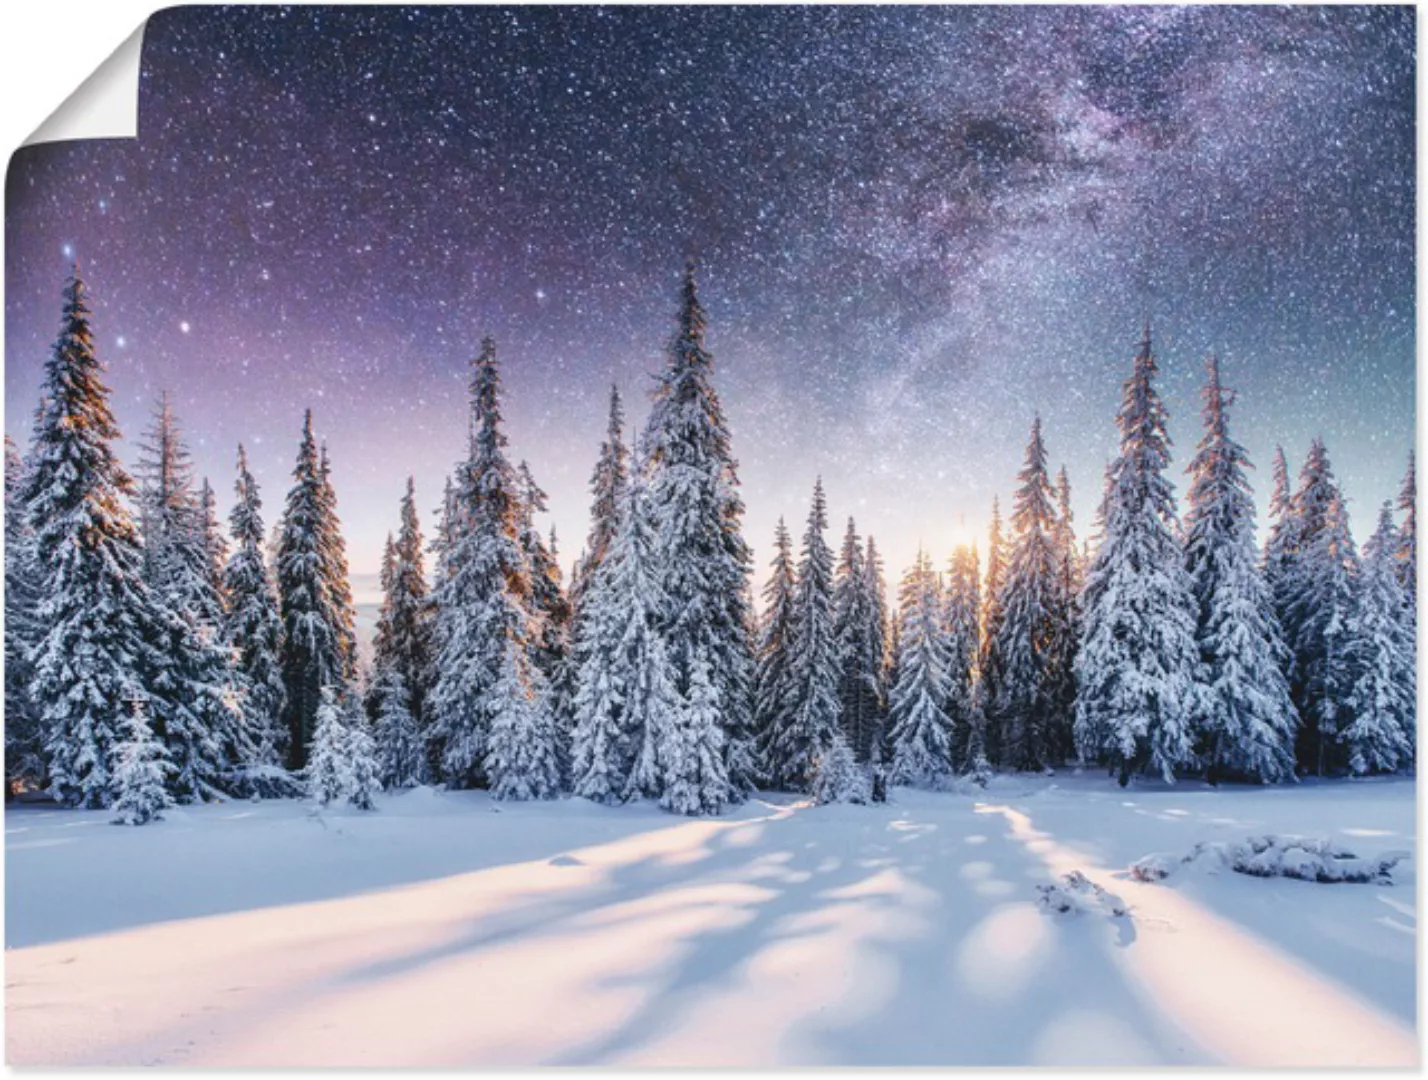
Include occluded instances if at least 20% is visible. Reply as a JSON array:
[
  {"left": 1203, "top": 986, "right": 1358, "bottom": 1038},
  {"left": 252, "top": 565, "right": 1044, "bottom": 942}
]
[{"left": 0, "top": 5, "right": 1411, "bottom": 586}]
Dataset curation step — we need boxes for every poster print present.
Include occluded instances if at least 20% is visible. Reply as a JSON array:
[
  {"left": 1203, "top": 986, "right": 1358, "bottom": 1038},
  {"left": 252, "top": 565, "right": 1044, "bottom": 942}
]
[{"left": 3, "top": 5, "right": 1416, "bottom": 1067}]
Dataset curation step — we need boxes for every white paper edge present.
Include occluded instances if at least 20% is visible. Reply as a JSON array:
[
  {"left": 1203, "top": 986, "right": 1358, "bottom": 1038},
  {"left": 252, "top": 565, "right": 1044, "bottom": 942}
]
[{"left": 22, "top": 21, "right": 146, "bottom": 146}]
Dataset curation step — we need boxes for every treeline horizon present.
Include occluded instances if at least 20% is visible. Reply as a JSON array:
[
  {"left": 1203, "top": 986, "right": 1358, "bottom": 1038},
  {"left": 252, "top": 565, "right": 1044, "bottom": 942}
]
[{"left": 4, "top": 263, "right": 1415, "bottom": 822}]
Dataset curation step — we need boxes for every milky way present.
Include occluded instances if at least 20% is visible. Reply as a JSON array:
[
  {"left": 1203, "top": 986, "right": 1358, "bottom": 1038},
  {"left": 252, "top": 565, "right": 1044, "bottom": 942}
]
[{"left": 4, "top": 5, "right": 1415, "bottom": 591}]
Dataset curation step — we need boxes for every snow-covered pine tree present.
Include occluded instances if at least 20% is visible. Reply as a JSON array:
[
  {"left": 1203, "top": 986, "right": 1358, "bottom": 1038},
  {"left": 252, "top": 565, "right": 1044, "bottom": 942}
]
[
  {"left": 317, "top": 443, "right": 359, "bottom": 683},
  {"left": 306, "top": 687, "right": 352, "bottom": 806},
  {"left": 570, "top": 384, "right": 629, "bottom": 617},
  {"left": 276, "top": 413, "right": 356, "bottom": 767},
  {"left": 767, "top": 478, "right": 842, "bottom": 792},
  {"left": 833, "top": 518, "right": 883, "bottom": 763},
  {"left": 661, "top": 651, "right": 731, "bottom": 815},
  {"left": 1281, "top": 440, "right": 1358, "bottom": 775},
  {"left": 1342, "top": 503, "right": 1415, "bottom": 775},
  {"left": 1074, "top": 325, "right": 1202, "bottom": 786},
  {"left": 568, "top": 560, "right": 630, "bottom": 804},
  {"left": 572, "top": 462, "right": 683, "bottom": 802},
  {"left": 753, "top": 517, "right": 798, "bottom": 780},
  {"left": 812, "top": 730, "right": 869, "bottom": 805},
  {"left": 616, "top": 480, "right": 682, "bottom": 800},
  {"left": 368, "top": 531, "right": 399, "bottom": 722},
  {"left": 132, "top": 397, "right": 250, "bottom": 800},
  {"left": 643, "top": 263, "right": 756, "bottom": 806},
  {"left": 887, "top": 551, "right": 956, "bottom": 789},
  {"left": 22, "top": 271, "right": 168, "bottom": 808},
  {"left": 1261, "top": 445, "right": 1300, "bottom": 635},
  {"left": 222, "top": 444, "right": 289, "bottom": 785},
  {"left": 863, "top": 534, "right": 891, "bottom": 760},
  {"left": 136, "top": 394, "right": 209, "bottom": 618},
  {"left": 151, "top": 610, "right": 250, "bottom": 803},
  {"left": 430, "top": 473, "right": 459, "bottom": 594},
  {"left": 109, "top": 697, "right": 174, "bottom": 826},
  {"left": 344, "top": 697, "right": 383, "bottom": 810},
  {"left": 380, "top": 477, "right": 433, "bottom": 776},
  {"left": 484, "top": 635, "right": 563, "bottom": 800},
  {"left": 942, "top": 543, "right": 980, "bottom": 765},
  {"left": 568, "top": 567, "right": 629, "bottom": 803},
  {"left": 991, "top": 417, "right": 1062, "bottom": 772},
  {"left": 978, "top": 498, "right": 1008, "bottom": 765},
  {"left": 4, "top": 436, "right": 44, "bottom": 794},
  {"left": 1394, "top": 451, "right": 1415, "bottom": 608},
  {"left": 1182, "top": 356, "right": 1297, "bottom": 784},
  {"left": 517, "top": 462, "right": 573, "bottom": 748},
  {"left": 198, "top": 478, "right": 229, "bottom": 620},
  {"left": 1046, "top": 466, "right": 1081, "bottom": 764},
  {"left": 372, "top": 664, "right": 424, "bottom": 788},
  {"left": 428, "top": 339, "right": 552, "bottom": 788}
]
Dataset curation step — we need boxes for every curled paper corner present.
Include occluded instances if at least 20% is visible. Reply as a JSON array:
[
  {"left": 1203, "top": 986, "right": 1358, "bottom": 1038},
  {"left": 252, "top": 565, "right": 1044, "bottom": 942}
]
[{"left": 23, "top": 21, "right": 146, "bottom": 146}]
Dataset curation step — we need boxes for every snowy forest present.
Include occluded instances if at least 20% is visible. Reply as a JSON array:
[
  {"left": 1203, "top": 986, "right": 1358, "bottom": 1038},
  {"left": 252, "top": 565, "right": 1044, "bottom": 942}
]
[{"left": 4, "top": 264, "right": 1417, "bottom": 823}]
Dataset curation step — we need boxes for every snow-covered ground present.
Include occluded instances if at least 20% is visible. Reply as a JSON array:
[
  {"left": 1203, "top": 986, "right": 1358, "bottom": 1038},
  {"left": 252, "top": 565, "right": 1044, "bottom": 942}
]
[{"left": 4, "top": 774, "right": 1417, "bottom": 1066}]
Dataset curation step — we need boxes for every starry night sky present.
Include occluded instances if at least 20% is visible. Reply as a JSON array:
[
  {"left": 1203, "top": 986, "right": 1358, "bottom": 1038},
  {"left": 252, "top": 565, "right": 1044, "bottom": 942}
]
[{"left": 4, "top": 5, "right": 1415, "bottom": 594}]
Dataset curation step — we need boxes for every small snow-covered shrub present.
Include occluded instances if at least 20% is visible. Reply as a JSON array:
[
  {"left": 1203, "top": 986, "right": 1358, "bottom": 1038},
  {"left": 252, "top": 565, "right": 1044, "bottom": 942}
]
[
  {"left": 1230, "top": 835, "right": 1408, "bottom": 884},
  {"left": 1131, "top": 835, "right": 1410, "bottom": 885},
  {"left": 812, "top": 734, "right": 869, "bottom": 805},
  {"left": 227, "top": 761, "right": 303, "bottom": 801},
  {"left": 1128, "top": 852, "right": 1182, "bottom": 883},
  {"left": 1036, "top": 871, "right": 1128, "bottom": 917},
  {"left": 110, "top": 702, "right": 175, "bottom": 826}
]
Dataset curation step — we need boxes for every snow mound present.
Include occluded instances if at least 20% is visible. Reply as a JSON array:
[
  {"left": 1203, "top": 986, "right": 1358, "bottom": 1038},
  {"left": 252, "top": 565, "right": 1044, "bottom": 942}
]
[
  {"left": 1231, "top": 835, "right": 1410, "bottom": 884},
  {"left": 1131, "top": 835, "right": 1410, "bottom": 885},
  {"left": 1036, "top": 870, "right": 1129, "bottom": 917}
]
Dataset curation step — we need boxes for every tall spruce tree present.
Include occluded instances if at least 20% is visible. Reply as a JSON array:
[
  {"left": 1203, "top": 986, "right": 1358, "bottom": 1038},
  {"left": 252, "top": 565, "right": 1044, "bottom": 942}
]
[
  {"left": 1342, "top": 503, "right": 1415, "bottom": 775},
  {"left": 992, "top": 417, "right": 1062, "bottom": 771},
  {"left": 643, "top": 263, "right": 755, "bottom": 807},
  {"left": 428, "top": 339, "right": 553, "bottom": 790},
  {"left": 978, "top": 498, "right": 1008, "bottom": 764},
  {"left": 1183, "top": 356, "right": 1296, "bottom": 784},
  {"left": 1074, "top": 326, "right": 1202, "bottom": 785},
  {"left": 887, "top": 551, "right": 956, "bottom": 788},
  {"left": 133, "top": 397, "right": 247, "bottom": 799},
  {"left": 371, "top": 531, "right": 398, "bottom": 694},
  {"left": 942, "top": 543, "right": 980, "bottom": 766},
  {"left": 276, "top": 412, "right": 355, "bottom": 767},
  {"left": 484, "top": 638, "right": 563, "bottom": 800},
  {"left": 430, "top": 473, "right": 459, "bottom": 592},
  {"left": 22, "top": 271, "right": 162, "bottom": 807},
  {"left": 753, "top": 517, "right": 798, "bottom": 780},
  {"left": 136, "top": 394, "right": 202, "bottom": 613},
  {"left": 1395, "top": 451, "right": 1416, "bottom": 608},
  {"left": 863, "top": 534, "right": 891, "bottom": 760},
  {"left": 1046, "top": 467, "right": 1081, "bottom": 764},
  {"left": 833, "top": 518, "right": 882, "bottom": 763},
  {"left": 661, "top": 652, "right": 730, "bottom": 815},
  {"left": 379, "top": 478, "right": 433, "bottom": 774},
  {"left": 137, "top": 397, "right": 227, "bottom": 633},
  {"left": 198, "top": 478, "right": 229, "bottom": 620},
  {"left": 317, "top": 444, "right": 358, "bottom": 684},
  {"left": 222, "top": 444, "right": 288, "bottom": 776},
  {"left": 571, "top": 384, "right": 629, "bottom": 615},
  {"left": 1282, "top": 440, "right": 1358, "bottom": 775},
  {"left": 768, "top": 479, "right": 841, "bottom": 791},
  {"left": 4, "top": 436, "right": 43, "bottom": 793},
  {"left": 517, "top": 461, "right": 573, "bottom": 742},
  {"left": 570, "top": 465, "right": 681, "bottom": 803},
  {"left": 1262, "top": 445, "right": 1300, "bottom": 634}
]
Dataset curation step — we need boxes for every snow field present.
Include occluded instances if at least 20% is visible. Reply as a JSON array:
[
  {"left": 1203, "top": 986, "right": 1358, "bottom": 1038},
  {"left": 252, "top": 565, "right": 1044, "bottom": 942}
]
[{"left": 5, "top": 774, "right": 1416, "bottom": 1067}]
